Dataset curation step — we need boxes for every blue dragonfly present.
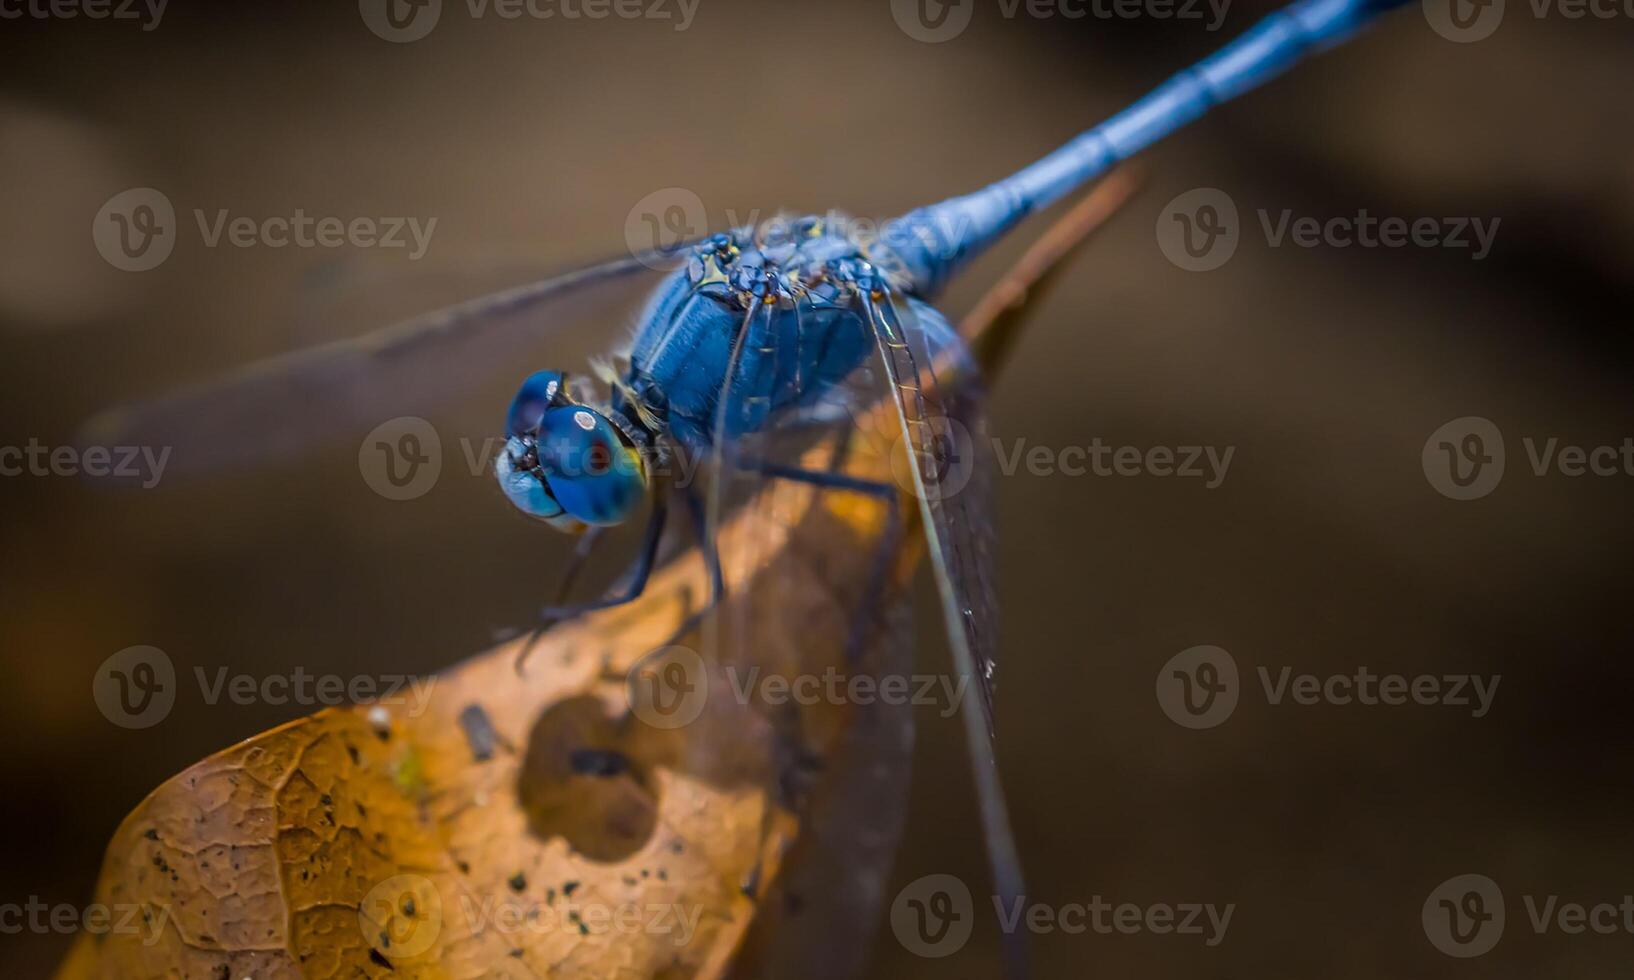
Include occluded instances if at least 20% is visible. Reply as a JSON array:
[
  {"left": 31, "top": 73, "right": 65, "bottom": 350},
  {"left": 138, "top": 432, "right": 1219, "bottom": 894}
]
[{"left": 88, "top": 0, "right": 1413, "bottom": 971}]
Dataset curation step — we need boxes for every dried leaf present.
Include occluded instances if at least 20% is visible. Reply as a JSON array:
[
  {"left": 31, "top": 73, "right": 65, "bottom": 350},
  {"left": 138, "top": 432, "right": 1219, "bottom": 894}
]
[{"left": 56, "top": 172, "right": 1139, "bottom": 980}]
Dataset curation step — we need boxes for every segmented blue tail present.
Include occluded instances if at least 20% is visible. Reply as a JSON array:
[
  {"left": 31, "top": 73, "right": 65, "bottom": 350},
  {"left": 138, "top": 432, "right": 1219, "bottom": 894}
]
[{"left": 884, "top": 0, "right": 1413, "bottom": 293}]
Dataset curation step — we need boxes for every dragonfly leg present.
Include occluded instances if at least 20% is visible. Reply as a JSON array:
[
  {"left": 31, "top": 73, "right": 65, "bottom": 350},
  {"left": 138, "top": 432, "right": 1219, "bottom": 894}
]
[
  {"left": 748, "top": 460, "right": 903, "bottom": 665},
  {"left": 536, "top": 493, "right": 669, "bottom": 622},
  {"left": 652, "top": 485, "right": 728, "bottom": 648},
  {"left": 514, "top": 525, "right": 608, "bottom": 673},
  {"left": 681, "top": 485, "right": 726, "bottom": 609}
]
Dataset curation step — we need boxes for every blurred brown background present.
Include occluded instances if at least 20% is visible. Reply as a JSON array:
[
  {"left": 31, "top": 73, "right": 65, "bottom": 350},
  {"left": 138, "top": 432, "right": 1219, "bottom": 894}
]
[{"left": 3, "top": 0, "right": 1633, "bottom": 976}]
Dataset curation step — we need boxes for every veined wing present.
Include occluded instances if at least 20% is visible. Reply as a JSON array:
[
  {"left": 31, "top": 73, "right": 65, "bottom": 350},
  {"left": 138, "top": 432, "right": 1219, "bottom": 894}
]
[
  {"left": 862, "top": 290, "right": 1026, "bottom": 978},
  {"left": 702, "top": 297, "right": 909, "bottom": 661},
  {"left": 80, "top": 245, "right": 693, "bottom": 478},
  {"left": 697, "top": 296, "right": 919, "bottom": 979}
]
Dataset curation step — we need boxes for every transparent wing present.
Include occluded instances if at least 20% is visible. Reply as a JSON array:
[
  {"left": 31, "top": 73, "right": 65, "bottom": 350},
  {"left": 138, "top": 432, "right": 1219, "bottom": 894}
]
[
  {"left": 79, "top": 245, "right": 691, "bottom": 478},
  {"left": 862, "top": 290, "right": 1027, "bottom": 978},
  {"left": 685, "top": 295, "right": 916, "bottom": 906}
]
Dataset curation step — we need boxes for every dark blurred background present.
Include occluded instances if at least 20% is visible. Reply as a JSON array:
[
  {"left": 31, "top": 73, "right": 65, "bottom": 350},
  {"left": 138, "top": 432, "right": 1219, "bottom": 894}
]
[{"left": 3, "top": 0, "right": 1633, "bottom": 976}]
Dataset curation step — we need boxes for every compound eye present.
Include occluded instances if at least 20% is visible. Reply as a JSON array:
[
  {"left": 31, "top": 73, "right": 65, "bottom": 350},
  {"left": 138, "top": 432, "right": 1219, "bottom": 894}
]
[
  {"left": 506, "top": 370, "right": 569, "bottom": 438},
  {"left": 586, "top": 440, "right": 613, "bottom": 475},
  {"left": 495, "top": 435, "right": 581, "bottom": 531},
  {"left": 534, "top": 408, "right": 646, "bottom": 527}
]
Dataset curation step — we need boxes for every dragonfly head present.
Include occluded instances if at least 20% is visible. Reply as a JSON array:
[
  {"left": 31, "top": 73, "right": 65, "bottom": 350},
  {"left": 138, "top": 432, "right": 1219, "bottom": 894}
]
[{"left": 496, "top": 370, "right": 648, "bottom": 530}]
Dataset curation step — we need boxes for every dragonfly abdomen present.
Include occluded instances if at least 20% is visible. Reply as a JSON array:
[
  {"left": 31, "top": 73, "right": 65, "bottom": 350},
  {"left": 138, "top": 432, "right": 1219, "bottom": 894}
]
[{"left": 876, "top": 0, "right": 1413, "bottom": 296}]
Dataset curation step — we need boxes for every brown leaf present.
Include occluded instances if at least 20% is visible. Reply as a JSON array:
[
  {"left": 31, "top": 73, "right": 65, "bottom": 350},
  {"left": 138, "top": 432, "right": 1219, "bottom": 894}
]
[{"left": 56, "top": 172, "right": 1139, "bottom": 980}]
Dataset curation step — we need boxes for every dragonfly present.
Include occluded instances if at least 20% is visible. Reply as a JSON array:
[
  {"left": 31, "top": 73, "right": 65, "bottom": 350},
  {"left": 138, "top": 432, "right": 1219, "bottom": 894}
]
[{"left": 87, "top": 0, "right": 1413, "bottom": 972}]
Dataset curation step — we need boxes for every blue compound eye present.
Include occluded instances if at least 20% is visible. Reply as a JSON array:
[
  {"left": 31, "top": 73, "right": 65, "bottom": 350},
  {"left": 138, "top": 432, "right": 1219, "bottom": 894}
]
[
  {"left": 506, "top": 370, "right": 569, "bottom": 438},
  {"left": 534, "top": 407, "right": 646, "bottom": 526},
  {"left": 496, "top": 435, "right": 583, "bottom": 530}
]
